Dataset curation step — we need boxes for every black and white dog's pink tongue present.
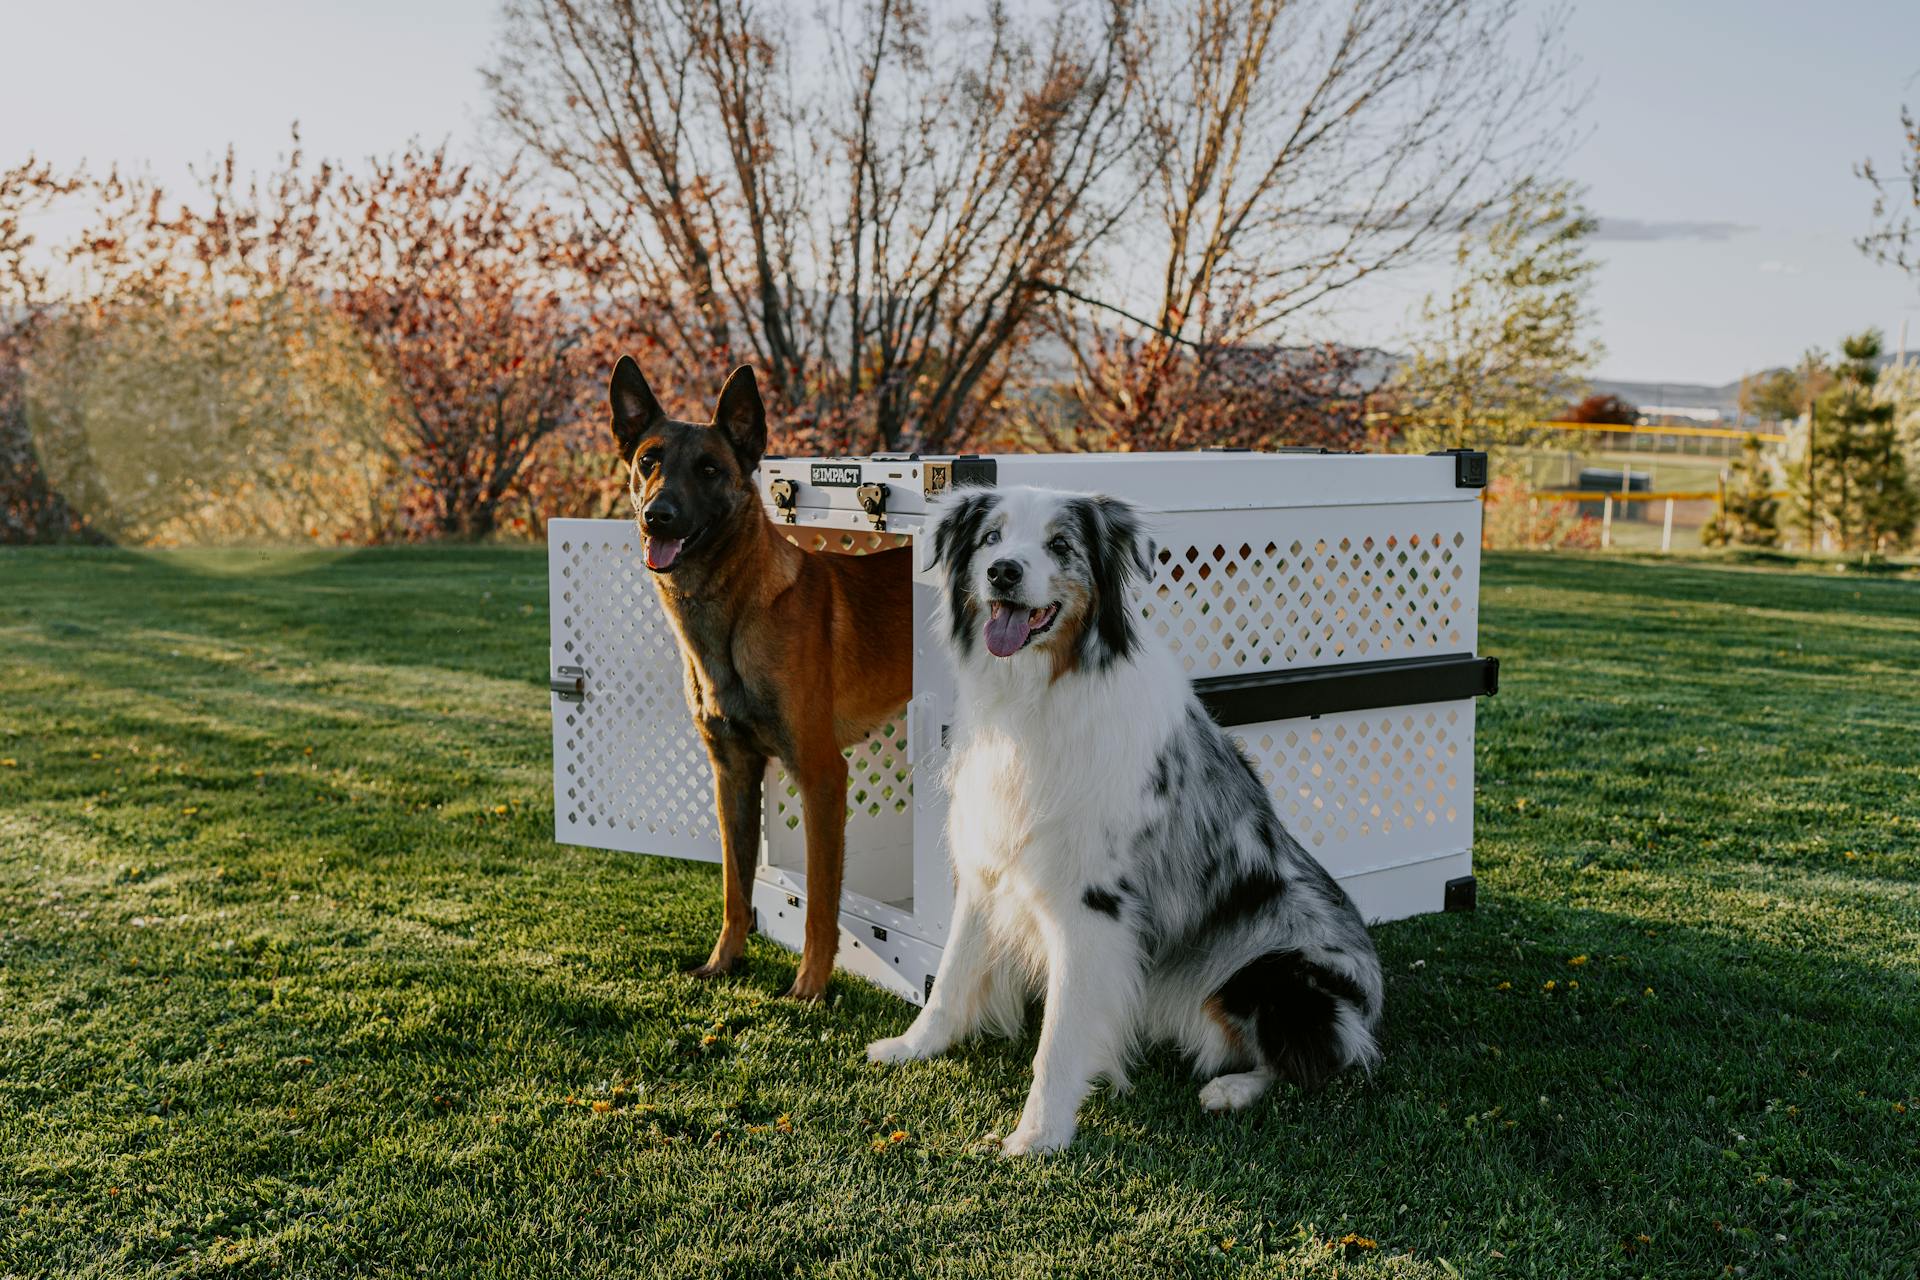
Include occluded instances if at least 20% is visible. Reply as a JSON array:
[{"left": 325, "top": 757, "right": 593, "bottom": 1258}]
[
  {"left": 645, "top": 536, "right": 684, "bottom": 571},
  {"left": 984, "top": 606, "right": 1034, "bottom": 657}
]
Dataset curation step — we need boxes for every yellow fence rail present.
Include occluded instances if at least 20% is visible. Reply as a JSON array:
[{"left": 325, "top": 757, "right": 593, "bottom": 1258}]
[
  {"left": 1528, "top": 489, "right": 1790, "bottom": 503},
  {"left": 1532, "top": 421, "right": 1788, "bottom": 444}
]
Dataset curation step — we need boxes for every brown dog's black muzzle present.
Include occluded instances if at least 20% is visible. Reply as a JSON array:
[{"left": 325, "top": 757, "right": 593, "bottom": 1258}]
[{"left": 643, "top": 502, "right": 683, "bottom": 537}]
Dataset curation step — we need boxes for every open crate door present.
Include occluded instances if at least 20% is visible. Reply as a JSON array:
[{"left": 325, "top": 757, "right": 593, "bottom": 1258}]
[{"left": 548, "top": 518, "right": 723, "bottom": 862}]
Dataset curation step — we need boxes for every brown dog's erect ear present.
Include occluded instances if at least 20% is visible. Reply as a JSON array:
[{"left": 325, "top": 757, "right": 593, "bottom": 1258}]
[
  {"left": 710, "top": 365, "right": 767, "bottom": 472},
  {"left": 609, "top": 356, "right": 662, "bottom": 458}
]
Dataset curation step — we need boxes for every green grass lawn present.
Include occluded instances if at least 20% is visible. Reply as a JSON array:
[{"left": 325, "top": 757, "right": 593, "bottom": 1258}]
[{"left": 2, "top": 545, "right": 1916, "bottom": 1279}]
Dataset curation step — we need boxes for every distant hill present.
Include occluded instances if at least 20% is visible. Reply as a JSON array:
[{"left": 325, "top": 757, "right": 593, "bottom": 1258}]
[
  {"left": 1026, "top": 322, "right": 1914, "bottom": 424},
  {"left": 1585, "top": 376, "right": 1746, "bottom": 422}
]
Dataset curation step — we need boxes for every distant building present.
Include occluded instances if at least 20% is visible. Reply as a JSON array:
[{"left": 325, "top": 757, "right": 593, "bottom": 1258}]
[{"left": 1636, "top": 405, "right": 1723, "bottom": 424}]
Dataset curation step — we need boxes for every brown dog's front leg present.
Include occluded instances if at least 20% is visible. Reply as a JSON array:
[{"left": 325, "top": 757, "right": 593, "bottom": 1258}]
[
  {"left": 785, "top": 745, "right": 849, "bottom": 1000},
  {"left": 690, "top": 743, "right": 764, "bottom": 979}
]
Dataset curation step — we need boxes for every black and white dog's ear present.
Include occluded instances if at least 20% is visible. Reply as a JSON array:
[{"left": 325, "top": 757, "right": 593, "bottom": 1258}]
[
  {"left": 1075, "top": 493, "right": 1151, "bottom": 668},
  {"left": 1082, "top": 493, "right": 1152, "bottom": 587},
  {"left": 928, "top": 487, "right": 997, "bottom": 659},
  {"left": 927, "top": 487, "right": 996, "bottom": 578}
]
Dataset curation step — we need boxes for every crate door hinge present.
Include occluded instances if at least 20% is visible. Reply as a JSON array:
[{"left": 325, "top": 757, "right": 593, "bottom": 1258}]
[
  {"left": 550, "top": 665, "right": 586, "bottom": 702},
  {"left": 770, "top": 478, "right": 800, "bottom": 524}
]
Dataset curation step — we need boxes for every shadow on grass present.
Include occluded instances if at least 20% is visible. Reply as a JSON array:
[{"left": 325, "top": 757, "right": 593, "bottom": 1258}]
[{"left": 828, "top": 891, "right": 1919, "bottom": 1275}]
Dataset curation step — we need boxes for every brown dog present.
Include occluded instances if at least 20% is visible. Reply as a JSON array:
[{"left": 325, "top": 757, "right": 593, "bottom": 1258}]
[{"left": 608, "top": 357, "right": 912, "bottom": 999}]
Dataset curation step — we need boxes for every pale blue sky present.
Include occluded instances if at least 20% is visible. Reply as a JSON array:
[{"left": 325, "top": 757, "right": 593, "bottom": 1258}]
[{"left": 7, "top": 0, "right": 1919, "bottom": 383}]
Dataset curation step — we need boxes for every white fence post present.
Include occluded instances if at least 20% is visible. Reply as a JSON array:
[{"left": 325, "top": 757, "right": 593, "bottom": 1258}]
[
  {"left": 1661, "top": 498, "right": 1675, "bottom": 553},
  {"left": 1602, "top": 495, "right": 1613, "bottom": 549}
]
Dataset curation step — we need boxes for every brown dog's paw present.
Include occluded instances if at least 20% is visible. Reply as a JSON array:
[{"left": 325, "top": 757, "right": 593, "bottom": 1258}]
[
  {"left": 781, "top": 975, "right": 830, "bottom": 1001},
  {"left": 684, "top": 956, "right": 741, "bottom": 980}
]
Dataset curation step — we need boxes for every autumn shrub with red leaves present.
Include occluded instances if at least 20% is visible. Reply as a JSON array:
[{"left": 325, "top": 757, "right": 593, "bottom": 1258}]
[
  {"left": 1562, "top": 393, "right": 1639, "bottom": 425},
  {"left": 16, "top": 139, "right": 667, "bottom": 543},
  {"left": 1480, "top": 473, "right": 1601, "bottom": 550},
  {"left": 1, "top": 160, "right": 100, "bottom": 544}
]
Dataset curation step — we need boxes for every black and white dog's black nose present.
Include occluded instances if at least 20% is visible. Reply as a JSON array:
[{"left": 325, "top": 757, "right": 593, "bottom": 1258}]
[{"left": 986, "top": 558, "right": 1023, "bottom": 591}]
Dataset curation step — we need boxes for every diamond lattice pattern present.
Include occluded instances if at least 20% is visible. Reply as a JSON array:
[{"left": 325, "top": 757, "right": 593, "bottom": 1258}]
[
  {"left": 769, "top": 719, "right": 913, "bottom": 830},
  {"left": 1231, "top": 705, "right": 1468, "bottom": 857},
  {"left": 554, "top": 531, "right": 719, "bottom": 854},
  {"left": 1146, "top": 526, "right": 1473, "bottom": 675}
]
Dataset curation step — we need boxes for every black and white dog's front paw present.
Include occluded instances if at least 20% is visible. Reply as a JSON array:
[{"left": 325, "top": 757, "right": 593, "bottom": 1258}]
[
  {"left": 999, "top": 1118, "right": 1074, "bottom": 1157},
  {"left": 865, "top": 1032, "right": 942, "bottom": 1065}
]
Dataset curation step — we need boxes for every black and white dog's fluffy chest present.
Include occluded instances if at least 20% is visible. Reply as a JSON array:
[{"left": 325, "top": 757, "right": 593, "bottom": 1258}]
[{"left": 946, "top": 661, "right": 1177, "bottom": 899}]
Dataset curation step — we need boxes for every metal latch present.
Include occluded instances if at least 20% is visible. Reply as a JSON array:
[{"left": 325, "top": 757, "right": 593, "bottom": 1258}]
[
  {"left": 856, "top": 482, "right": 888, "bottom": 530},
  {"left": 550, "top": 665, "right": 586, "bottom": 702},
  {"left": 769, "top": 478, "right": 799, "bottom": 523}
]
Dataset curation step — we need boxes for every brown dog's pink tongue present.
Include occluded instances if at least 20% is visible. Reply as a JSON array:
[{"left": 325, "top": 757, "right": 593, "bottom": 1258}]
[
  {"left": 645, "top": 536, "right": 684, "bottom": 571},
  {"left": 984, "top": 604, "right": 1034, "bottom": 657}
]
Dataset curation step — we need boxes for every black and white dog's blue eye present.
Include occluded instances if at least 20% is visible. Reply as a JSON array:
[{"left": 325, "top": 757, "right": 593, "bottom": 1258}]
[
  {"left": 1047, "top": 536, "right": 1071, "bottom": 556},
  {"left": 983, "top": 529, "right": 1001, "bottom": 546}
]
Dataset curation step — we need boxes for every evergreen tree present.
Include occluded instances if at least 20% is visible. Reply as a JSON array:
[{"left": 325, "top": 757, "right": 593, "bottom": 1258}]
[
  {"left": 1701, "top": 434, "right": 1780, "bottom": 548},
  {"left": 1794, "top": 331, "right": 1916, "bottom": 554}
]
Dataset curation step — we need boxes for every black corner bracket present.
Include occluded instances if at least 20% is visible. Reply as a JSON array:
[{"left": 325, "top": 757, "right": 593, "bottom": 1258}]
[
  {"left": 951, "top": 455, "right": 997, "bottom": 488},
  {"left": 1428, "top": 448, "right": 1488, "bottom": 489},
  {"left": 1444, "top": 875, "right": 1477, "bottom": 912}
]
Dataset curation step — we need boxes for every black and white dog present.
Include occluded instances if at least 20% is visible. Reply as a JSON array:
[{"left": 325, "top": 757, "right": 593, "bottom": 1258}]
[{"left": 866, "top": 485, "right": 1384, "bottom": 1155}]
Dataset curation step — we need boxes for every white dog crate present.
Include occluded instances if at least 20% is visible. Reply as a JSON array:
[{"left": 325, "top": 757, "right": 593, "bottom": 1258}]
[{"left": 548, "top": 450, "right": 1496, "bottom": 1005}]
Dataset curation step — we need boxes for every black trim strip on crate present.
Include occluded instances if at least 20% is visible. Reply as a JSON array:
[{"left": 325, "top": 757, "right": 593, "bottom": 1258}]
[{"left": 1195, "top": 652, "right": 1498, "bottom": 727}]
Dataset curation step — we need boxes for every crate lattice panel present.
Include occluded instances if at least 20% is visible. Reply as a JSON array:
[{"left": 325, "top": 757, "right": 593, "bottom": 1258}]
[
  {"left": 766, "top": 717, "right": 916, "bottom": 908},
  {"left": 551, "top": 523, "right": 724, "bottom": 861},
  {"left": 768, "top": 719, "right": 913, "bottom": 832},
  {"left": 1229, "top": 702, "right": 1473, "bottom": 876},
  {"left": 1145, "top": 511, "right": 1477, "bottom": 677}
]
